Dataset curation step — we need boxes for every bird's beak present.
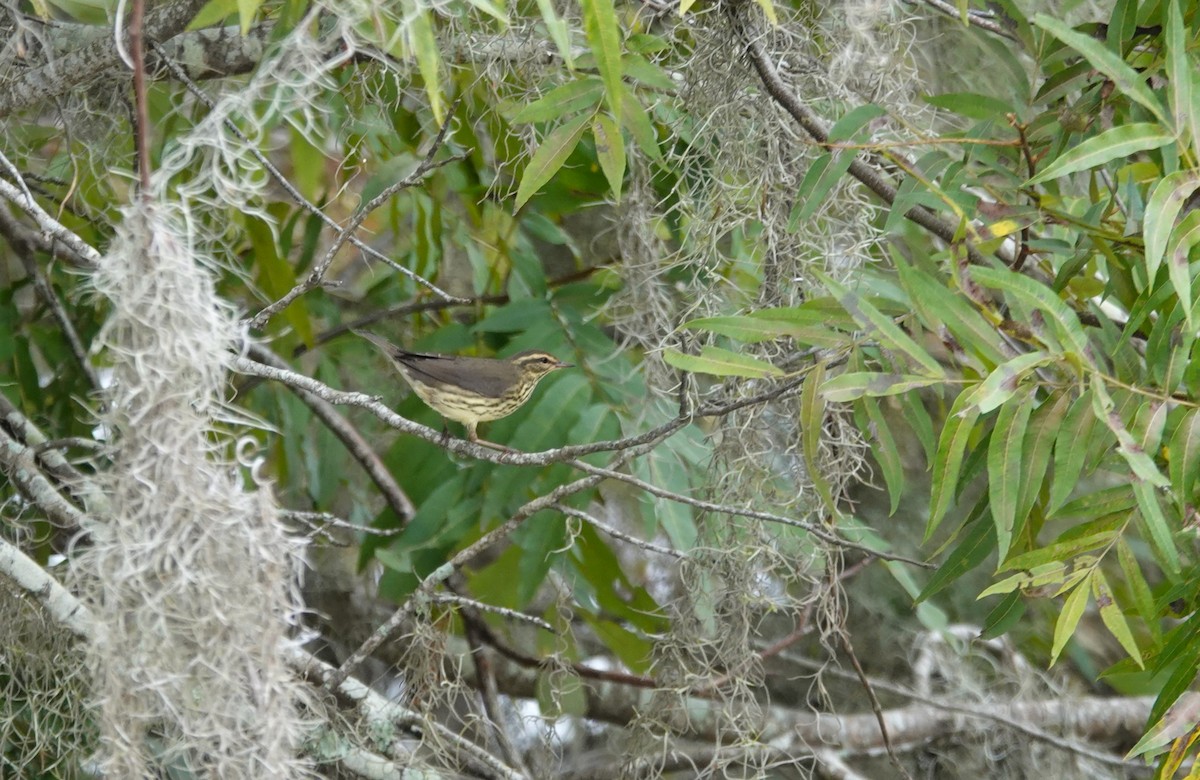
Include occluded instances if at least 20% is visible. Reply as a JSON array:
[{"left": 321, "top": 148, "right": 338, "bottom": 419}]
[{"left": 556, "top": 360, "right": 574, "bottom": 369}]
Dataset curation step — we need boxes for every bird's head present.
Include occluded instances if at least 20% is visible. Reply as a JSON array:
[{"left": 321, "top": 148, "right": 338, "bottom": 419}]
[{"left": 511, "top": 350, "right": 573, "bottom": 383}]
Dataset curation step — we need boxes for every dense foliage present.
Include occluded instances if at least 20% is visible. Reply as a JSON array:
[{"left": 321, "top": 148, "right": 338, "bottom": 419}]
[{"left": 3, "top": 0, "right": 1200, "bottom": 776}]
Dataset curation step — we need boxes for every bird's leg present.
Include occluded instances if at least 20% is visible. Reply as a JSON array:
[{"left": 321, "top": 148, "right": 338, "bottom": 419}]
[{"left": 469, "top": 423, "right": 514, "bottom": 452}]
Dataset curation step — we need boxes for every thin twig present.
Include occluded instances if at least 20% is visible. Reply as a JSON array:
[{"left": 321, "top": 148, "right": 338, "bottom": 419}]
[
  {"left": 148, "top": 40, "right": 464, "bottom": 305},
  {"left": 244, "top": 344, "right": 416, "bottom": 522},
  {"left": 0, "top": 178, "right": 103, "bottom": 267},
  {"left": 430, "top": 592, "right": 554, "bottom": 632},
  {"left": 248, "top": 101, "right": 470, "bottom": 330},
  {"left": 557, "top": 505, "right": 683, "bottom": 557},
  {"left": 912, "top": 0, "right": 1018, "bottom": 40}
]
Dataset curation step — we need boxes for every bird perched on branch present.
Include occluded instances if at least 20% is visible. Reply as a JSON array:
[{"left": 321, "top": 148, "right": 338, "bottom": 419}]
[{"left": 356, "top": 331, "right": 572, "bottom": 447}]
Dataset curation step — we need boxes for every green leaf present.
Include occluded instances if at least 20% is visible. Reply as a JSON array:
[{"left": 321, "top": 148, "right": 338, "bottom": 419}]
[
  {"left": 927, "top": 386, "right": 982, "bottom": 541},
  {"left": 1166, "top": 0, "right": 1195, "bottom": 152},
  {"left": 511, "top": 79, "right": 605, "bottom": 123},
  {"left": 662, "top": 346, "right": 783, "bottom": 378},
  {"left": 980, "top": 591, "right": 1026, "bottom": 639},
  {"left": 1027, "top": 124, "right": 1174, "bottom": 184},
  {"left": 917, "top": 503, "right": 994, "bottom": 602},
  {"left": 859, "top": 393, "right": 905, "bottom": 515},
  {"left": 1033, "top": 15, "right": 1169, "bottom": 126},
  {"left": 988, "top": 385, "right": 1035, "bottom": 562},
  {"left": 236, "top": 0, "right": 263, "bottom": 34},
  {"left": 1169, "top": 408, "right": 1200, "bottom": 508},
  {"left": 1091, "top": 377, "right": 1170, "bottom": 487},
  {"left": 1092, "top": 569, "right": 1143, "bottom": 668},
  {"left": 978, "top": 561, "right": 1071, "bottom": 598},
  {"left": 1165, "top": 210, "right": 1200, "bottom": 327},
  {"left": 1049, "top": 390, "right": 1096, "bottom": 513},
  {"left": 534, "top": 0, "right": 575, "bottom": 69},
  {"left": 621, "top": 53, "right": 675, "bottom": 91},
  {"left": 515, "top": 114, "right": 589, "bottom": 209},
  {"left": 1132, "top": 480, "right": 1181, "bottom": 575},
  {"left": 969, "top": 265, "right": 1090, "bottom": 360},
  {"left": 581, "top": 0, "right": 622, "bottom": 117},
  {"left": 682, "top": 314, "right": 831, "bottom": 344},
  {"left": 968, "top": 352, "right": 1050, "bottom": 414},
  {"left": 820, "top": 372, "right": 944, "bottom": 402},
  {"left": 1144, "top": 170, "right": 1200, "bottom": 286},
  {"left": 1001, "top": 530, "right": 1117, "bottom": 572},
  {"left": 752, "top": 0, "right": 777, "bottom": 24},
  {"left": 592, "top": 113, "right": 626, "bottom": 201},
  {"left": 1015, "top": 390, "right": 1070, "bottom": 532},
  {"left": 618, "top": 84, "right": 662, "bottom": 163},
  {"left": 895, "top": 258, "right": 1009, "bottom": 368},
  {"left": 1050, "top": 575, "right": 1091, "bottom": 666},
  {"left": 1117, "top": 536, "right": 1160, "bottom": 640},
  {"left": 822, "top": 274, "right": 945, "bottom": 377},
  {"left": 802, "top": 363, "right": 837, "bottom": 513},
  {"left": 407, "top": 5, "right": 444, "bottom": 123}
]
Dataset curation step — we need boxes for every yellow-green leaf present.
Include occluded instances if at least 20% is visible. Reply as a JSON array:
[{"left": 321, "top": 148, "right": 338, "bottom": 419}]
[
  {"left": 968, "top": 352, "right": 1050, "bottom": 414},
  {"left": 662, "top": 346, "right": 783, "bottom": 378},
  {"left": 988, "top": 385, "right": 1035, "bottom": 562},
  {"left": 511, "top": 78, "right": 604, "bottom": 124},
  {"left": 407, "top": 5, "right": 444, "bottom": 123},
  {"left": 820, "top": 372, "right": 944, "bottom": 402},
  {"left": 592, "top": 113, "right": 626, "bottom": 201},
  {"left": 535, "top": 0, "right": 575, "bottom": 69},
  {"left": 1050, "top": 576, "right": 1091, "bottom": 666},
  {"left": 1144, "top": 170, "right": 1200, "bottom": 286},
  {"left": 927, "top": 386, "right": 982, "bottom": 541},
  {"left": 581, "top": 0, "right": 622, "bottom": 117},
  {"left": 1169, "top": 408, "right": 1200, "bottom": 508},
  {"left": 1092, "top": 569, "right": 1143, "bottom": 668},
  {"left": 1034, "top": 15, "right": 1169, "bottom": 126},
  {"left": 1027, "top": 124, "right": 1174, "bottom": 185},
  {"left": 822, "top": 273, "right": 946, "bottom": 377},
  {"left": 515, "top": 114, "right": 589, "bottom": 209},
  {"left": 802, "top": 363, "right": 837, "bottom": 513}
]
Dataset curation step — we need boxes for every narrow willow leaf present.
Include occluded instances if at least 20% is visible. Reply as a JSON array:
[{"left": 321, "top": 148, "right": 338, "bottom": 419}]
[
  {"left": 899, "top": 389, "right": 937, "bottom": 465},
  {"left": 822, "top": 274, "right": 945, "bottom": 377},
  {"left": 1132, "top": 480, "right": 1181, "bottom": 575},
  {"left": 918, "top": 504, "right": 994, "bottom": 602},
  {"left": 462, "top": 0, "right": 508, "bottom": 24},
  {"left": 821, "top": 372, "right": 944, "bottom": 402},
  {"left": 535, "top": 0, "right": 575, "bottom": 69},
  {"left": 790, "top": 151, "right": 857, "bottom": 227},
  {"left": 1117, "top": 536, "right": 1160, "bottom": 641},
  {"left": 408, "top": 6, "right": 444, "bottom": 122},
  {"left": 618, "top": 84, "right": 663, "bottom": 163},
  {"left": 581, "top": 0, "right": 622, "bottom": 117},
  {"left": 1091, "top": 378, "right": 1170, "bottom": 487},
  {"left": 682, "top": 313, "right": 847, "bottom": 345},
  {"left": 802, "top": 363, "right": 838, "bottom": 513},
  {"left": 988, "top": 385, "right": 1035, "bottom": 562},
  {"left": 1165, "top": 210, "right": 1200, "bottom": 327},
  {"left": 662, "top": 346, "right": 783, "bottom": 378},
  {"left": 1169, "top": 408, "right": 1200, "bottom": 508},
  {"left": 980, "top": 591, "right": 1026, "bottom": 639},
  {"left": 1034, "top": 15, "right": 1169, "bottom": 126},
  {"left": 895, "top": 258, "right": 1009, "bottom": 368},
  {"left": 1166, "top": 0, "right": 1194, "bottom": 152},
  {"left": 1027, "top": 123, "right": 1174, "bottom": 184},
  {"left": 592, "top": 114, "right": 626, "bottom": 201},
  {"left": 1001, "top": 530, "right": 1117, "bottom": 572},
  {"left": 978, "top": 561, "right": 1069, "bottom": 599},
  {"left": 1050, "top": 576, "right": 1091, "bottom": 666},
  {"left": 1144, "top": 170, "right": 1200, "bottom": 285},
  {"left": 1092, "top": 569, "right": 1144, "bottom": 668},
  {"left": 1049, "top": 390, "right": 1096, "bottom": 512},
  {"left": 927, "top": 387, "right": 982, "bottom": 541},
  {"left": 511, "top": 79, "right": 604, "bottom": 123},
  {"left": 970, "top": 265, "right": 1090, "bottom": 360},
  {"left": 969, "top": 352, "right": 1050, "bottom": 414},
  {"left": 1015, "top": 390, "right": 1070, "bottom": 530},
  {"left": 515, "top": 114, "right": 589, "bottom": 209},
  {"left": 1054, "top": 484, "right": 1137, "bottom": 521},
  {"left": 860, "top": 393, "right": 905, "bottom": 515}
]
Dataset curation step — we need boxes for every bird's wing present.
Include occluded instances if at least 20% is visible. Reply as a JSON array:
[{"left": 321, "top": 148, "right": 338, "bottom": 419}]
[{"left": 402, "top": 355, "right": 516, "bottom": 398}]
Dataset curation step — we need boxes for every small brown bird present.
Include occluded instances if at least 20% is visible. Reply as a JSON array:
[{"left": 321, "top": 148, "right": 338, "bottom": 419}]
[{"left": 357, "top": 331, "right": 572, "bottom": 446}]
